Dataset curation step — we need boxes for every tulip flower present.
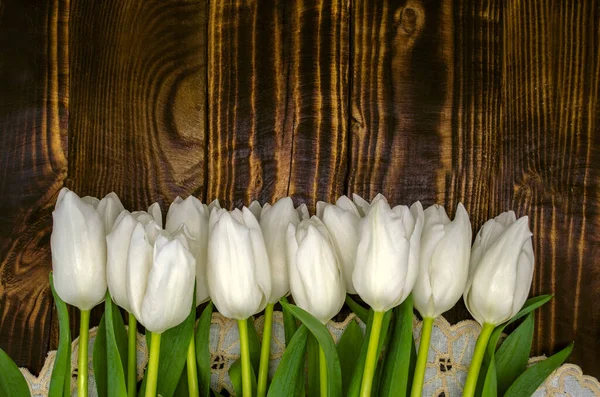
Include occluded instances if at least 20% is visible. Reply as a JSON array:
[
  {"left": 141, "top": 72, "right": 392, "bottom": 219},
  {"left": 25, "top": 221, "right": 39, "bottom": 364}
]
[
  {"left": 318, "top": 195, "right": 361, "bottom": 294},
  {"left": 106, "top": 205, "right": 161, "bottom": 397},
  {"left": 287, "top": 216, "right": 345, "bottom": 324},
  {"left": 352, "top": 195, "right": 424, "bottom": 397},
  {"left": 51, "top": 188, "right": 115, "bottom": 397},
  {"left": 255, "top": 197, "right": 301, "bottom": 397},
  {"left": 207, "top": 207, "right": 271, "bottom": 397},
  {"left": 165, "top": 195, "right": 212, "bottom": 397},
  {"left": 127, "top": 221, "right": 196, "bottom": 397},
  {"left": 97, "top": 192, "right": 125, "bottom": 233},
  {"left": 410, "top": 203, "right": 472, "bottom": 397},
  {"left": 165, "top": 196, "right": 210, "bottom": 304},
  {"left": 462, "top": 211, "right": 534, "bottom": 397},
  {"left": 287, "top": 216, "right": 345, "bottom": 397}
]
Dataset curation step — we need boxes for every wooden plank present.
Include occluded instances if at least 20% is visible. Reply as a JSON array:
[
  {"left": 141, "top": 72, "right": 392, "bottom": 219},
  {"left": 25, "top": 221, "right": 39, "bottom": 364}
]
[
  {"left": 349, "top": 0, "right": 455, "bottom": 206},
  {"left": 284, "top": 0, "right": 350, "bottom": 209},
  {"left": 207, "top": 0, "right": 349, "bottom": 210},
  {"left": 68, "top": 0, "right": 208, "bottom": 210},
  {"left": 68, "top": 0, "right": 208, "bottom": 329},
  {"left": 498, "top": 0, "right": 600, "bottom": 378},
  {"left": 206, "top": 0, "right": 289, "bottom": 208},
  {"left": 350, "top": 0, "right": 478, "bottom": 322},
  {"left": 0, "top": 0, "right": 69, "bottom": 373}
]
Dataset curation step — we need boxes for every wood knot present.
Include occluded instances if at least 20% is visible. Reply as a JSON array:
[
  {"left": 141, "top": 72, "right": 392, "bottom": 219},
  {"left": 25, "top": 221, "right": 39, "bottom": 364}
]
[{"left": 399, "top": 7, "right": 417, "bottom": 35}]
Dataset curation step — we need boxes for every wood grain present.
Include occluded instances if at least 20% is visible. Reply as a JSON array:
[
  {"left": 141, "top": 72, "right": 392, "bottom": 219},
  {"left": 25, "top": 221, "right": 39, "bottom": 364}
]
[
  {"left": 207, "top": 0, "right": 289, "bottom": 208},
  {"left": 207, "top": 0, "right": 349, "bottom": 210},
  {"left": 0, "top": 0, "right": 69, "bottom": 373},
  {"left": 497, "top": 0, "right": 600, "bottom": 377},
  {"left": 68, "top": 0, "right": 208, "bottom": 211},
  {"left": 67, "top": 0, "right": 208, "bottom": 331},
  {"left": 284, "top": 0, "right": 350, "bottom": 209}
]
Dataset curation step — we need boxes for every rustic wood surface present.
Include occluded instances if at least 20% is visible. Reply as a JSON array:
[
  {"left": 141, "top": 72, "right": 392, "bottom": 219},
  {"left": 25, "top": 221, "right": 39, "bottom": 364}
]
[{"left": 1, "top": 0, "right": 599, "bottom": 379}]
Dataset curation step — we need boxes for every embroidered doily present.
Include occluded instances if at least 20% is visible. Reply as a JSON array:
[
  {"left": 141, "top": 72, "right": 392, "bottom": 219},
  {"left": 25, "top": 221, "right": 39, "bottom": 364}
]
[{"left": 20, "top": 313, "right": 600, "bottom": 396}]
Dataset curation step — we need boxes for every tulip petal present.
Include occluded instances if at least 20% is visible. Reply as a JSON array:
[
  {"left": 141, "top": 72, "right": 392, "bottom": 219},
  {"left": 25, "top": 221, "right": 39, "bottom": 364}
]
[
  {"left": 106, "top": 211, "right": 137, "bottom": 313},
  {"left": 126, "top": 223, "right": 154, "bottom": 321}
]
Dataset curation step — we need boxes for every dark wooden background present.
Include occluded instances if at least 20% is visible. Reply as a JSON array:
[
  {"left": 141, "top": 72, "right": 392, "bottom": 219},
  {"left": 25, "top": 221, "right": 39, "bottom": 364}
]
[{"left": 1, "top": 0, "right": 599, "bottom": 379}]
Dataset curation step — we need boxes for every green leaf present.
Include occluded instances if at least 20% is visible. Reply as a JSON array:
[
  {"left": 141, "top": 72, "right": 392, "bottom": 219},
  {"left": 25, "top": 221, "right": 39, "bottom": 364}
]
[
  {"left": 196, "top": 302, "right": 214, "bottom": 397},
  {"left": 105, "top": 295, "right": 128, "bottom": 396},
  {"left": 345, "top": 295, "right": 369, "bottom": 324},
  {"left": 504, "top": 343, "right": 573, "bottom": 397},
  {"left": 0, "top": 348, "right": 30, "bottom": 397},
  {"left": 346, "top": 309, "right": 392, "bottom": 397},
  {"left": 379, "top": 295, "right": 414, "bottom": 397},
  {"left": 496, "top": 312, "right": 534, "bottom": 395},
  {"left": 173, "top": 365, "right": 189, "bottom": 397},
  {"left": 93, "top": 314, "right": 108, "bottom": 397},
  {"left": 336, "top": 319, "right": 363, "bottom": 396},
  {"left": 138, "top": 307, "right": 196, "bottom": 397},
  {"left": 94, "top": 295, "right": 129, "bottom": 397},
  {"left": 48, "top": 272, "right": 71, "bottom": 397},
  {"left": 229, "top": 357, "right": 257, "bottom": 397},
  {"left": 282, "top": 297, "right": 298, "bottom": 345},
  {"left": 246, "top": 316, "right": 261, "bottom": 375},
  {"left": 509, "top": 295, "right": 553, "bottom": 326},
  {"left": 307, "top": 334, "right": 320, "bottom": 397},
  {"left": 267, "top": 325, "right": 309, "bottom": 397},
  {"left": 280, "top": 302, "right": 342, "bottom": 397},
  {"left": 481, "top": 357, "right": 497, "bottom": 397}
]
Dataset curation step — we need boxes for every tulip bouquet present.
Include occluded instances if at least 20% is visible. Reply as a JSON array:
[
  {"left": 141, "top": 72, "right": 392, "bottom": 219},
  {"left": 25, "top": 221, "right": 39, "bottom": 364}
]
[{"left": 0, "top": 189, "right": 573, "bottom": 397}]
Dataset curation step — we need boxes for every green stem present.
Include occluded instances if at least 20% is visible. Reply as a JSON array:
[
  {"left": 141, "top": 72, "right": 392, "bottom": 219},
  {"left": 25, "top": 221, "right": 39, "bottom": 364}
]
[
  {"left": 257, "top": 303, "right": 274, "bottom": 397},
  {"left": 238, "top": 319, "right": 253, "bottom": 397},
  {"left": 78, "top": 309, "right": 91, "bottom": 397},
  {"left": 410, "top": 317, "right": 434, "bottom": 397},
  {"left": 319, "top": 344, "right": 328, "bottom": 397},
  {"left": 187, "top": 336, "right": 199, "bottom": 397},
  {"left": 463, "top": 322, "right": 495, "bottom": 397},
  {"left": 145, "top": 332, "right": 162, "bottom": 397},
  {"left": 360, "top": 310, "right": 385, "bottom": 397},
  {"left": 128, "top": 313, "right": 137, "bottom": 397}
]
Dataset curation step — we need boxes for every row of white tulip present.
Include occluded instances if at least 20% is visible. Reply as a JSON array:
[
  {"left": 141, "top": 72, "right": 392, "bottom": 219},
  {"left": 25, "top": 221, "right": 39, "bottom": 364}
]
[
  {"left": 50, "top": 187, "right": 534, "bottom": 397},
  {"left": 52, "top": 188, "right": 533, "bottom": 330}
]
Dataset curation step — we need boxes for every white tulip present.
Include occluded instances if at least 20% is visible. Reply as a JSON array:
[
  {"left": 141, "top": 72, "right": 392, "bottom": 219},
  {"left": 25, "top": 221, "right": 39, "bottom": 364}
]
[
  {"left": 287, "top": 216, "right": 345, "bottom": 324},
  {"left": 464, "top": 211, "right": 534, "bottom": 325},
  {"left": 413, "top": 203, "right": 472, "bottom": 318},
  {"left": 260, "top": 197, "right": 301, "bottom": 303},
  {"left": 51, "top": 188, "right": 107, "bottom": 311},
  {"left": 319, "top": 196, "right": 361, "bottom": 294},
  {"left": 248, "top": 200, "right": 262, "bottom": 221},
  {"left": 353, "top": 195, "right": 424, "bottom": 312},
  {"left": 166, "top": 196, "right": 210, "bottom": 304},
  {"left": 107, "top": 207, "right": 161, "bottom": 313},
  {"left": 97, "top": 192, "right": 125, "bottom": 233},
  {"left": 127, "top": 222, "right": 196, "bottom": 334},
  {"left": 296, "top": 203, "right": 310, "bottom": 220},
  {"left": 207, "top": 207, "right": 271, "bottom": 320}
]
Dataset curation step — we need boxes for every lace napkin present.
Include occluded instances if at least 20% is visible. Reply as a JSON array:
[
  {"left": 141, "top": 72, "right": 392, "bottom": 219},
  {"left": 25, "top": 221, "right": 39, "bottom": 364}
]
[{"left": 20, "top": 313, "right": 600, "bottom": 396}]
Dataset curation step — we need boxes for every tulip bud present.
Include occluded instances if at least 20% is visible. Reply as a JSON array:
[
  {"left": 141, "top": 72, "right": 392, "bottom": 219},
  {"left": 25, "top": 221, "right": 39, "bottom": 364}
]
[
  {"left": 51, "top": 188, "right": 107, "bottom": 311},
  {"left": 296, "top": 203, "right": 310, "bottom": 220},
  {"left": 464, "top": 211, "right": 534, "bottom": 325},
  {"left": 248, "top": 200, "right": 262, "bottom": 221},
  {"left": 260, "top": 197, "right": 301, "bottom": 303},
  {"left": 107, "top": 206, "right": 164, "bottom": 313},
  {"left": 413, "top": 203, "right": 472, "bottom": 318},
  {"left": 207, "top": 208, "right": 271, "bottom": 320},
  {"left": 127, "top": 222, "right": 196, "bottom": 334},
  {"left": 97, "top": 192, "right": 125, "bottom": 233},
  {"left": 287, "top": 216, "right": 345, "bottom": 324},
  {"left": 353, "top": 196, "right": 424, "bottom": 312},
  {"left": 166, "top": 196, "right": 211, "bottom": 304},
  {"left": 319, "top": 196, "right": 361, "bottom": 294}
]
